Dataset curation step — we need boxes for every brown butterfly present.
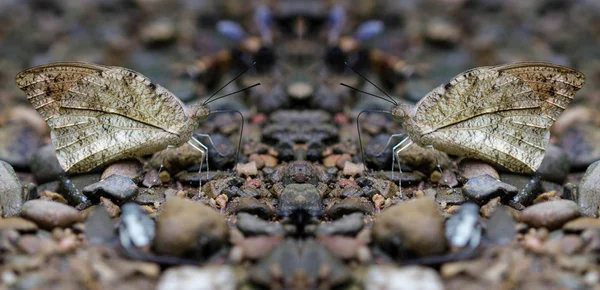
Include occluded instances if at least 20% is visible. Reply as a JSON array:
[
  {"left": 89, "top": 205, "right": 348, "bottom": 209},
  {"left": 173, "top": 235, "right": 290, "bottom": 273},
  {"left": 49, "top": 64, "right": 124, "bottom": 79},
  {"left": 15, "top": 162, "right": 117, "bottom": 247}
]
[
  {"left": 15, "top": 62, "right": 257, "bottom": 173},
  {"left": 346, "top": 62, "right": 586, "bottom": 173}
]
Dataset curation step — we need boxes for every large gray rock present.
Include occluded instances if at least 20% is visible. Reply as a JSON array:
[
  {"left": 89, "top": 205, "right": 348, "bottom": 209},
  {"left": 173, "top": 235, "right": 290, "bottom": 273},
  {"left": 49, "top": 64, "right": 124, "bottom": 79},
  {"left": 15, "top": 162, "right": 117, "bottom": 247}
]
[
  {"left": 578, "top": 161, "right": 600, "bottom": 217},
  {"left": 0, "top": 160, "right": 23, "bottom": 217}
]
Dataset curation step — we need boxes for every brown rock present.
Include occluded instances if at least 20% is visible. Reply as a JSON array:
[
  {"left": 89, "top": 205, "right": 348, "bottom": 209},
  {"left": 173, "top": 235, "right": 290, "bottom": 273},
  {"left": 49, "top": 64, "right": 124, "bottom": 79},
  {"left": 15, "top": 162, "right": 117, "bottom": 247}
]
[
  {"left": 101, "top": 159, "right": 143, "bottom": 182},
  {"left": 40, "top": 190, "right": 68, "bottom": 204},
  {"left": 373, "top": 198, "right": 446, "bottom": 257},
  {"left": 235, "top": 235, "right": 283, "bottom": 260},
  {"left": 99, "top": 197, "right": 121, "bottom": 218},
  {"left": 319, "top": 235, "right": 363, "bottom": 260},
  {"left": 237, "top": 161, "right": 258, "bottom": 177},
  {"left": 458, "top": 159, "right": 499, "bottom": 180},
  {"left": 20, "top": 200, "right": 81, "bottom": 230},
  {"left": 343, "top": 162, "right": 364, "bottom": 176},
  {"left": 249, "top": 154, "right": 265, "bottom": 169},
  {"left": 563, "top": 217, "right": 600, "bottom": 231},
  {"left": 336, "top": 154, "right": 352, "bottom": 169},
  {"left": 0, "top": 217, "right": 38, "bottom": 232},
  {"left": 520, "top": 200, "right": 580, "bottom": 230},
  {"left": 153, "top": 197, "right": 228, "bottom": 257},
  {"left": 323, "top": 154, "right": 341, "bottom": 168},
  {"left": 259, "top": 154, "right": 278, "bottom": 168}
]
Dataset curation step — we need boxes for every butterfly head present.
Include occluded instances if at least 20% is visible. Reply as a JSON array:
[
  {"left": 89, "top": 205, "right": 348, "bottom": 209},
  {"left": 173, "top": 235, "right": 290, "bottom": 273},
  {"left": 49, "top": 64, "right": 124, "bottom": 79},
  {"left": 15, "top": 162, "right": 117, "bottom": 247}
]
[
  {"left": 187, "top": 103, "right": 210, "bottom": 123},
  {"left": 391, "top": 103, "right": 416, "bottom": 123}
]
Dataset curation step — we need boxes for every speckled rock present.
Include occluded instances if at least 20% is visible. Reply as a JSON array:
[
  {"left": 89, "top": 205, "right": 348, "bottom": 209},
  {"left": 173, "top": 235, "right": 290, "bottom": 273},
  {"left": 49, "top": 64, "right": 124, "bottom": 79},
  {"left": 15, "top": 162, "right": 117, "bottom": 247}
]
[
  {"left": 153, "top": 197, "right": 228, "bottom": 259},
  {"left": 577, "top": 161, "right": 600, "bottom": 217},
  {"left": 0, "top": 161, "right": 23, "bottom": 217},
  {"left": 520, "top": 200, "right": 580, "bottom": 230},
  {"left": 373, "top": 198, "right": 446, "bottom": 258},
  {"left": 20, "top": 200, "right": 81, "bottom": 230}
]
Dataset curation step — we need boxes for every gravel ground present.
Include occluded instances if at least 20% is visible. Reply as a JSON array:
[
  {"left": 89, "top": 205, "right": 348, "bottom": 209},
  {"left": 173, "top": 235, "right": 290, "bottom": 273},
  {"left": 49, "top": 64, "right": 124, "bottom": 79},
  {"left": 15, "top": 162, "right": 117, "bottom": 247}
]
[{"left": 1, "top": 1, "right": 600, "bottom": 289}]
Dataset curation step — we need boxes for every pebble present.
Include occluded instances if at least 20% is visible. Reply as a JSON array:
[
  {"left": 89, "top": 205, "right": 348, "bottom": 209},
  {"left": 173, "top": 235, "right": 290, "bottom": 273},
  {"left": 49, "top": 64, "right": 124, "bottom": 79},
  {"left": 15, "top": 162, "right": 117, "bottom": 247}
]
[
  {"left": 40, "top": 190, "right": 68, "bottom": 204},
  {"left": 206, "top": 134, "right": 236, "bottom": 170},
  {"left": 233, "top": 235, "right": 283, "bottom": 260},
  {"left": 226, "top": 196, "right": 274, "bottom": 219},
  {"left": 577, "top": 161, "right": 600, "bottom": 217},
  {"left": 537, "top": 144, "right": 570, "bottom": 184},
  {"left": 277, "top": 183, "right": 323, "bottom": 216},
  {"left": 248, "top": 154, "right": 265, "bottom": 169},
  {"left": 0, "top": 161, "right": 23, "bottom": 217},
  {"left": 365, "top": 265, "right": 444, "bottom": 290},
  {"left": 560, "top": 122, "right": 600, "bottom": 170},
  {"left": 0, "top": 217, "right": 38, "bottom": 232},
  {"left": 372, "top": 198, "right": 446, "bottom": 257},
  {"left": 237, "top": 161, "right": 258, "bottom": 177},
  {"left": 458, "top": 159, "right": 499, "bottom": 180},
  {"left": 20, "top": 200, "right": 81, "bottom": 230},
  {"left": 101, "top": 160, "right": 144, "bottom": 183},
  {"left": 84, "top": 206, "right": 116, "bottom": 245},
  {"left": 445, "top": 203, "right": 482, "bottom": 249},
  {"left": 323, "top": 154, "right": 341, "bottom": 168},
  {"left": 343, "top": 162, "right": 364, "bottom": 176},
  {"left": 563, "top": 217, "right": 600, "bottom": 231},
  {"left": 157, "top": 266, "right": 236, "bottom": 290},
  {"left": 326, "top": 197, "right": 375, "bottom": 219},
  {"left": 316, "top": 212, "right": 364, "bottom": 236},
  {"left": 119, "top": 203, "right": 155, "bottom": 249},
  {"left": 29, "top": 144, "right": 63, "bottom": 184},
  {"left": 153, "top": 197, "right": 228, "bottom": 259},
  {"left": 82, "top": 175, "right": 139, "bottom": 205},
  {"left": 0, "top": 124, "right": 42, "bottom": 169},
  {"left": 318, "top": 235, "right": 364, "bottom": 259},
  {"left": 259, "top": 154, "right": 278, "bottom": 168},
  {"left": 462, "top": 174, "right": 518, "bottom": 204},
  {"left": 236, "top": 212, "right": 284, "bottom": 236},
  {"left": 520, "top": 200, "right": 580, "bottom": 230}
]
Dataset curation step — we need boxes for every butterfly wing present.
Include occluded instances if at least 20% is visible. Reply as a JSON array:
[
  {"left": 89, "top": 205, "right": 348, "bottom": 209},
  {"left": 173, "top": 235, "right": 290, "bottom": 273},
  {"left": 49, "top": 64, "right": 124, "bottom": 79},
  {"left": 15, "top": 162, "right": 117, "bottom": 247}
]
[
  {"left": 15, "top": 62, "right": 191, "bottom": 173},
  {"left": 409, "top": 62, "right": 585, "bottom": 173}
]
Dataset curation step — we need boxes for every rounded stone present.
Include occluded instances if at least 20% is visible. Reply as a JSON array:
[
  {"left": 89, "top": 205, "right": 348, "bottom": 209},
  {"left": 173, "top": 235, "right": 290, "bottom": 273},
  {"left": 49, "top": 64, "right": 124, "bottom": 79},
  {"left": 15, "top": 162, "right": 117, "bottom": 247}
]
[
  {"left": 577, "top": 161, "right": 600, "bottom": 217},
  {"left": 0, "top": 160, "right": 23, "bottom": 217},
  {"left": 520, "top": 200, "right": 580, "bottom": 230},
  {"left": 20, "top": 200, "right": 81, "bottom": 230},
  {"left": 30, "top": 144, "right": 64, "bottom": 184}
]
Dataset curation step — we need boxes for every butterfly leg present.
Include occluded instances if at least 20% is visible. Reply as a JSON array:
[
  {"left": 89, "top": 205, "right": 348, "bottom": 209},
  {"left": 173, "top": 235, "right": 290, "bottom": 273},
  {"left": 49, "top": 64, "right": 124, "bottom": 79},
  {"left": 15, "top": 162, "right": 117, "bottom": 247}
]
[
  {"left": 149, "top": 145, "right": 176, "bottom": 190},
  {"left": 187, "top": 139, "right": 208, "bottom": 192},
  {"left": 392, "top": 138, "right": 413, "bottom": 197},
  {"left": 424, "top": 145, "right": 451, "bottom": 188}
]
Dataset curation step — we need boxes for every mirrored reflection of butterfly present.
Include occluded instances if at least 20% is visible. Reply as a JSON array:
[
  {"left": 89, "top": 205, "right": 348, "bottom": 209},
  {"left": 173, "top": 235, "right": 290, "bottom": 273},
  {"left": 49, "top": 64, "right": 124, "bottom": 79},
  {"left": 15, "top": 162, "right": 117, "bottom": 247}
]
[
  {"left": 345, "top": 62, "right": 586, "bottom": 174},
  {"left": 15, "top": 62, "right": 258, "bottom": 174}
]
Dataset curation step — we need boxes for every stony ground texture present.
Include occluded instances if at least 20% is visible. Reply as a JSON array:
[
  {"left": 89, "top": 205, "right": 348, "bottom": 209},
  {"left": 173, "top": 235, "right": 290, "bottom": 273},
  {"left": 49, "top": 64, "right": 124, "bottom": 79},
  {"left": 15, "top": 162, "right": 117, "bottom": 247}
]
[{"left": 1, "top": 1, "right": 600, "bottom": 290}]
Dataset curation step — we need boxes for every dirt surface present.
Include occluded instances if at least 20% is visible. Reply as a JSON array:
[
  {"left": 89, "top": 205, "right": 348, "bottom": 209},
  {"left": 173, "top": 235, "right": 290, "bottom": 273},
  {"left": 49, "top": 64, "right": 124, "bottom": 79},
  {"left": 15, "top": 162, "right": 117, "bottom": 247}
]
[{"left": 1, "top": 1, "right": 600, "bottom": 290}]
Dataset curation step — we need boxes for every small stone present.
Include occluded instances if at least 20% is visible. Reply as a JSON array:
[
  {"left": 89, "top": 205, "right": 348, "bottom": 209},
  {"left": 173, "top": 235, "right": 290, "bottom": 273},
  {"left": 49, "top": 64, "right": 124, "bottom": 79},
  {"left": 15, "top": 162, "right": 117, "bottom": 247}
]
[
  {"left": 537, "top": 144, "right": 570, "bottom": 184},
  {"left": 0, "top": 124, "right": 42, "bottom": 169},
  {"left": 83, "top": 175, "right": 138, "bottom": 205},
  {"left": 520, "top": 200, "right": 580, "bottom": 230},
  {"left": 40, "top": 190, "right": 68, "bottom": 204},
  {"left": 577, "top": 161, "right": 600, "bottom": 217},
  {"left": 20, "top": 200, "right": 81, "bottom": 230},
  {"left": 236, "top": 212, "right": 284, "bottom": 236},
  {"left": 317, "top": 212, "right": 364, "bottom": 236},
  {"left": 159, "top": 170, "right": 170, "bottom": 183},
  {"left": 142, "top": 170, "right": 161, "bottom": 187},
  {"left": 365, "top": 265, "right": 444, "bottom": 290},
  {"left": 0, "top": 161, "right": 23, "bottom": 217},
  {"left": 445, "top": 203, "right": 481, "bottom": 249},
  {"left": 153, "top": 197, "right": 228, "bottom": 259},
  {"left": 458, "top": 159, "right": 499, "bottom": 180},
  {"left": 215, "top": 194, "right": 228, "bottom": 210},
  {"left": 318, "top": 235, "right": 363, "bottom": 259},
  {"left": 480, "top": 197, "right": 501, "bottom": 218},
  {"left": 0, "top": 217, "right": 38, "bottom": 232},
  {"left": 343, "top": 162, "right": 364, "bottom": 176},
  {"left": 560, "top": 122, "right": 600, "bottom": 169},
  {"left": 248, "top": 154, "right": 265, "bottom": 169},
  {"left": 462, "top": 174, "right": 518, "bottom": 204},
  {"left": 119, "top": 203, "right": 155, "bottom": 249},
  {"left": 84, "top": 206, "right": 115, "bottom": 245},
  {"left": 226, "top": 196, "right": 274, "bottom": 219},
  {"left": 563, "top": 217, "right": 600, "bottom": 231},
  {"left": 259, "top": 154, "right": 278, "bottom": 167},
  {"left": 237, "top": 161, "right": 258, "bottom": 177},
  {"left": 323, "top": 154, "right": 341, "bottom": 168},
  {"left": 326, "top": 197, "right": 374, "bottom": 219},
  {"left": 336, "top": 154, "right": 352, "bottom": 169},
  {"left": 373, "top": 194, "right": 385, "bottom": 209},
  {"left": 532, "top": 191, "right": 560, "bottom": 204},
  {"left": 101, "top": 159, "right": 144, "bottom": 183},
  {"left": 29, "top": 144, "right": 63, "bottom": 184},
  {"left": 430, "top": 171, "right": 442, "bottom": 183},
  {"left": 140, "top": 18, "right": 176, "bottom": 45},
  {"left": 373, "top": 198, "right": 446, "bottom": 257},
  {"left": 99, "top": 197, "right": 121, "bottom": 218},
  {"left": 234, "top": 235, "right": 283, "bottom": 260},
  {"left": 157, "top": 266, "right": 236, "bottom": 290},
  {"left": 485, "top": 206, "right": 516, "bottom": 245}
]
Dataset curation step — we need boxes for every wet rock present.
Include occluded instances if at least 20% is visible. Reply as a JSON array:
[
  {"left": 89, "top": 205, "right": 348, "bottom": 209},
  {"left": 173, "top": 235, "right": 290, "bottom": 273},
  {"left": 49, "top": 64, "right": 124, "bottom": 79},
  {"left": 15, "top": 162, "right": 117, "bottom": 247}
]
[
  {"left": 578, "top": 161, "right": 600, "bottom": 216},
  {"left": 458, "top": 159, "right": 499, "bottom": 181},
  {"left": 20, "top": 200, "right": 81, "bottom": 230},
  {"left": 537, "top": 144, "right": 570, "bottom": 184},
  {"left": 236, "top": 212, "right": 284, "bottom": 236},
  {"left": 29, "top": 144, "right": 63, "bottom": 184},
  {"left": 119, "top": 203, "right": 155, "bottom": 249},
  {"left": 84, "top": 206, "right": 116, "bottom": 245},
  {"left": 226, "top": 196, "right": 274, "bottom": 219},
  {"left": 560, "top": 122, "right": 600, "bottom": 170},
  {"left": 317, "top": 212, "right": 364, "bottom": 236},
  {"left": 520, "top": 200, "right": 580, "bottom": 230},
  {"left": 0, "top": 124, "right": 42, "bottom": 169},
  {"left": 101, "top": 160, "right": 144, "bottom": 183},
  {"left": 0, "top": 161, "right": 23, "bottom": 217},
  {"left": 326, "top": 197, "right": 375, "bottom": 219},
  {"left": 445, "top": 203, "right": 481, "bottom": 249},
  {"left": 157, "top": 266, "right": 236, "bottom": 290},
  {"left": 83, "top": 175, "right": 138, "bottom": 205},
  {"left": 485, "top": 206, "right": 516, "bottom": 245},
  {"left": 59, "top": 173, "right": 101, "bottom": 205},
  {"left": 463, "top": 174, "right": 518, "bottom": 204},
  {"left": 373, "top": 198, "right": 446, "bottom": 258},
  {"left": 250, "top": 239, "right": 351, "bottom": 289},
  {"left": 154, "top": 197, "right": 228, "bottom": 259},
  {"left": 365, "top": 265, "right": 444, "bottom": 290},
  {"left": 0, "top": 217, "right": 38, "bottom": 232},
  {"left": 563, "top": 217, "right": 600, "bottom": 231}
]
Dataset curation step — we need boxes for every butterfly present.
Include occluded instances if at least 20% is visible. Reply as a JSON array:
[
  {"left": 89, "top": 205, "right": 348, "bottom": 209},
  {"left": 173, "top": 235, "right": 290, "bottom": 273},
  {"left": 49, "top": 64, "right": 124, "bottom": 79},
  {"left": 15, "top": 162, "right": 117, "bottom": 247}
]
[
  {"left": 15, "top": 62, "right": 257, "bottom": 174},
  {"left": 347, "top": 62, "right": 586, "bottom": 174}
]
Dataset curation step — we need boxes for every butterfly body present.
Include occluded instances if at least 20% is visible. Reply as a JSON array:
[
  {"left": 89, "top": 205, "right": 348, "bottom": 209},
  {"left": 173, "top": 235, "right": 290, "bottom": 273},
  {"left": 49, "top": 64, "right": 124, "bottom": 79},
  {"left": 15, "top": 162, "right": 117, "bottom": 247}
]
[
  {"left": 16, "top": 62, "right": 211, "bottom": 173},
  {"left": 390, "top": 62, "right": 585, "bottom": 174}
]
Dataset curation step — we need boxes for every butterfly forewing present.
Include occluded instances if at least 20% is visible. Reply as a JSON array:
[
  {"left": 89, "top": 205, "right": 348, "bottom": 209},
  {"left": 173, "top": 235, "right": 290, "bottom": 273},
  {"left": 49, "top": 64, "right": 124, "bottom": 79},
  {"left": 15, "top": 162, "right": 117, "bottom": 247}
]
[
  {"left": 15, "top": 62, "right": 194, "bottom": 173},
  {"left": 409, "top": 62, "right": 585, "bottom": 173}
]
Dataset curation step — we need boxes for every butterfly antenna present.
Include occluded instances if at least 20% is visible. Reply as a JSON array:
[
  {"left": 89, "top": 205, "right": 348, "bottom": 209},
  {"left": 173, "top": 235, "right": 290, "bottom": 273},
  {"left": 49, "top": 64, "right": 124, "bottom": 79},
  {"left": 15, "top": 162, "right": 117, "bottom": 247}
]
[
  {"left": 341, "top": 83, "right": 395, "bottom": 105},
  {"left": 203, "top": 62, "right": 257, "bottom": 105},
  {"left": 205, "top": 83, "right": 260, "bottom": 104},
  {"left": 344, "top": 62, "right": 397, "bottom": 105}
]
